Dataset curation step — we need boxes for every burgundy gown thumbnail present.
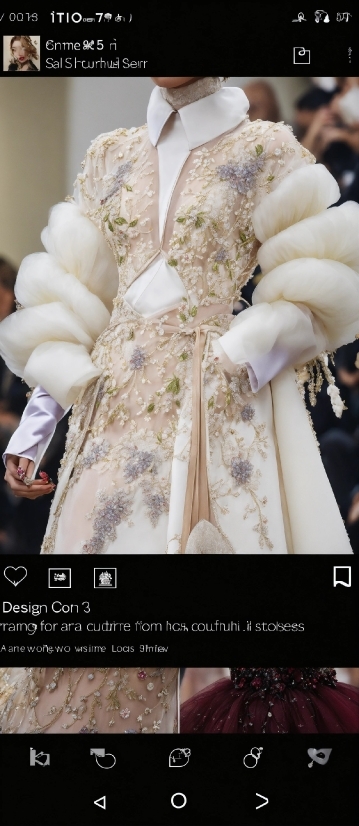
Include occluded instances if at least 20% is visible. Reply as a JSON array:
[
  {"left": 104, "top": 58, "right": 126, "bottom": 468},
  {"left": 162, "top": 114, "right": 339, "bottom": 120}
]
[{"left": 180, "top": 668, "right": 359, "bottom": 733}]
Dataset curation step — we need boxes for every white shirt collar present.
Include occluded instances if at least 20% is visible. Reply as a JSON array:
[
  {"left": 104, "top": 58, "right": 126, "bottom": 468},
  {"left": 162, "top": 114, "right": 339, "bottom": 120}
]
[{"left": 147, "top": 85, "right": 249, "bottom": 150}]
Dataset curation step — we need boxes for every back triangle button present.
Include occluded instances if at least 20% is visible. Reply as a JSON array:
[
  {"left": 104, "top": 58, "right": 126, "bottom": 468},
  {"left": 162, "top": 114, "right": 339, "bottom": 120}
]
[{"left": 94, "top": 796, "right": 106, "bottom": 810}]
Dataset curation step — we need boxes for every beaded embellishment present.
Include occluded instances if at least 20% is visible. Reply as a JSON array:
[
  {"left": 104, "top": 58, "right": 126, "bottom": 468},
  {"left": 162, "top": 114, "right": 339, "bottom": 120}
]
[{"left": 230, "top": 667, "right": 337, "bottom": 695}]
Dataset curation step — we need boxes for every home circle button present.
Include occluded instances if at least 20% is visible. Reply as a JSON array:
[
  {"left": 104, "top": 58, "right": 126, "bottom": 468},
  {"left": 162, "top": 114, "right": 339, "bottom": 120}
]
[{"left": 171, "top": 792, "right": 187, "bottom": 809}]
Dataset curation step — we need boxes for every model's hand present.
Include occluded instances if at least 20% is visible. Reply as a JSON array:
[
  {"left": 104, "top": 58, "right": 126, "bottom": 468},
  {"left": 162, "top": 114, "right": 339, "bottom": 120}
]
[{"left": 4, "top": 455, "right": 56, "bottom": 499}]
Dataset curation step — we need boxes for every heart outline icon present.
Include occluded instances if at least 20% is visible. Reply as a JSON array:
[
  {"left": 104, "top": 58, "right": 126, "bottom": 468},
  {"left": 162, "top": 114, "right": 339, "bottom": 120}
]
[{"left": 4, "top": 566, "right": 28, "bottom": 587}]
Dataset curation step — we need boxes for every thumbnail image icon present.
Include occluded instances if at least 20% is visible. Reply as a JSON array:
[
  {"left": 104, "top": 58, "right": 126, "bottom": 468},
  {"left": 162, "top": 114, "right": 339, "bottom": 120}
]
[{"left": 3, "top": 35, "right": 40, "bottom": 71}]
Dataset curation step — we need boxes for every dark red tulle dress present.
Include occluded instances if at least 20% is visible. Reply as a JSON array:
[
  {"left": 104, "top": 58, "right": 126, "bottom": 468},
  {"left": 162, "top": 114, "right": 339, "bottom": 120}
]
[{"left": 180, "top": 668, "right": 359, "bottom": 733}]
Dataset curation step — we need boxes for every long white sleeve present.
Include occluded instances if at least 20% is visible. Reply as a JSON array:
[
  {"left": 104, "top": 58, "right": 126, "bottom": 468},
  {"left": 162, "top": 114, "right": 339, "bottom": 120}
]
[
  {"left": 3, "top": 386, "right": 66, "bottom": 471},
  {"left": 213, "top": 164, "right": 359, "bottom": 389}
]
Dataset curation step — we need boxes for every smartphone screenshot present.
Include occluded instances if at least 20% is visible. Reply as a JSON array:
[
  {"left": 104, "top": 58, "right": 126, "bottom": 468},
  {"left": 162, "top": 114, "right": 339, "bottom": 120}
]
[{"left": 0, "top": 4, "right": 358, "bottom": 825}]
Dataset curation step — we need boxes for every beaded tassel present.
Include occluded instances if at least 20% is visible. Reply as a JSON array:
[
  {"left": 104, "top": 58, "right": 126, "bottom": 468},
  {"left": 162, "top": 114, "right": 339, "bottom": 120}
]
[{"left": 296, "top": 353, "right": 346, "bottom": 419}]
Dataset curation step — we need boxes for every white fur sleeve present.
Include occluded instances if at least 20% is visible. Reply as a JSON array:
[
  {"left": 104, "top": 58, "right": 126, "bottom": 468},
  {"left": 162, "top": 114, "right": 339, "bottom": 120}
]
[
  {"left": 0, "top": 202, "right": 118, "bottom": 409},
  {"left": 214, "top": 164, "right": 359, "bottom": 387}
]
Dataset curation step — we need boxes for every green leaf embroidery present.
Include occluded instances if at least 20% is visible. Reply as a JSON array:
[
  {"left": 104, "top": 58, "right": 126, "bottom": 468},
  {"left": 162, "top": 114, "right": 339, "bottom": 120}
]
[
  {"left": 125, "top": 184, "right": 132, "bottom": 191},
  {"left": 114, "top": 216, "right": 127, "bottom": 225},
  {"left": 255, "top": 144, "right": 264, "bottom": 156},
  {"left": 147, "top": 403, "right": 155, "bottom": 413},
  {"left": 179, "top": 352, "right": 189, "bottom": 361},
  {"left": 267, "top": 174, "right": 275, "bottom": 182},
  {"left": 108, "top": 221, "right": 114, "bottom": 232},
  {"left": 212, "top": 263, "right": 219, "bottom": 272},
  {"left": 239, "top": 232, "right": 247, "bottom": 243},
  {"left": 179, "top": 312, "right": 187, "bottom": 323},
  {"left": 208, "top": 396, "right": 214, "bottom": 409},
  {"left": 129, "top": 219, "right": 138, "bottom": 227},
  {"left": 168, "top": 258, "right": 178, "bottom": 267},
  {"left": 176, "top": 216, "right": 186, "bottom": 223},
  {"left": 195, "top": 213, "right": 205, "bottom": 228},
  {"left": 190, "top": 306, "right": 198, "bottom": 317},
  {"left": 166, "top": 376, "right": 180, "bottom": 395}
]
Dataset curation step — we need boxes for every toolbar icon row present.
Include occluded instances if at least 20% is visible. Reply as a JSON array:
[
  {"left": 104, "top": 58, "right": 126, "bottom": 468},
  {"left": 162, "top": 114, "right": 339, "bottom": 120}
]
[
  {"left": 3, "top": 567, "right": 118, "bottom": 588},
  {"left": 292, "top": 11, "right": 352, "bottom": 23}
]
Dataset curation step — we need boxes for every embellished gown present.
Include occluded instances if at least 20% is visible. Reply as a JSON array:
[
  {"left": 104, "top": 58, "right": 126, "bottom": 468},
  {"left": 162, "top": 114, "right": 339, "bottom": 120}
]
[
  {"left": 1, "top": 78, "right": 359, "bottom": 554},
  {"left": 0, "top": 667, "right": 178, "bottom": 733},
  {"left": 180, "top": 668, "right": 359, "bottom": 733}
]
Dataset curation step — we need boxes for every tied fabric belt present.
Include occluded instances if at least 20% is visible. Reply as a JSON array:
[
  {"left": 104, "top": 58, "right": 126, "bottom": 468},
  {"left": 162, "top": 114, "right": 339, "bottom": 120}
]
[{"left": 149, "top": 304, "right": 233, "bottom": 553}]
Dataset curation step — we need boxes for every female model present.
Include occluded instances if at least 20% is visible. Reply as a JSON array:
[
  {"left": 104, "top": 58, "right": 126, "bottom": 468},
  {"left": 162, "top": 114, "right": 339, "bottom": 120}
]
[
  {"left": 1, "top": 76, "right": 359, "bottom": 554},
  {"left": 8, "top": 36, "right": 39, "bottom": 71}
]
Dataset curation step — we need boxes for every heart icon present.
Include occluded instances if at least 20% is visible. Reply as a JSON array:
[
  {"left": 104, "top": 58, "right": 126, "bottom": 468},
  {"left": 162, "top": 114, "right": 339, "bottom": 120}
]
[{"left": 4, "top": 566, "right": 27, "bottom": 587}]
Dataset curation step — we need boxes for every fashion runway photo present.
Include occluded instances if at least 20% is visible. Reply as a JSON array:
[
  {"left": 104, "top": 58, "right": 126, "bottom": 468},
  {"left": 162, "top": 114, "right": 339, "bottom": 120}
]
[{"left": 1, "top": 76, "right": 359, "bottom": 554}]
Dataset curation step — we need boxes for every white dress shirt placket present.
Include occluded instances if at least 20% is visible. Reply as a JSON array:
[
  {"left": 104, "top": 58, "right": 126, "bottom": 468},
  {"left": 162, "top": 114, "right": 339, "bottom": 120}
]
[{"left": 123, "top": 111, "right": 190, "bottom": 318}]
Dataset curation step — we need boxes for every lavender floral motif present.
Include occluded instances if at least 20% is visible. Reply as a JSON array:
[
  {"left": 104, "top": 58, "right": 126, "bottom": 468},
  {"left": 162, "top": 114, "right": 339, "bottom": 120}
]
[
  {"left": 82, "top": 440, "right": 111, "bottom": 469},
  {"left": 124, "top": 448, "right": 155, "bottom": 481},
  {"left": 101, "top": 161, "right": 132, "bottom": 204},
  {"left": 217, "top": 154, "right": 265, "bottom": 194},
  {"left": 82, "top": 489, "right": 132, "bottom": 554},
  {"left": 230, "top": 457, "right": 253, "bottom": 485},
  {"left": 129, "top": 346, "right": 146, "bottom": 370},
  {"left": 142, "top": 486, "right": 169, "bottom": 526},
  {"left": 214, "top": 248, "right": 227, "bottom": 262},
  {"left": 71, "top": 439, "right": 110, "bottom": 486},
  {"left": 241, "top": 405, "right": 255, "bottom": 422}
]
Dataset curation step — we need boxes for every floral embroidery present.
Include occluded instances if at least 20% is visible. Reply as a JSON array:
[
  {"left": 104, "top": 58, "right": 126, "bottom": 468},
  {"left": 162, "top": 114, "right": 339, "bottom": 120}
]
[
  {"left": 100, "top": 160, "right": 132, "bottom": 204},
  {"left": 129, "top": 345, "right": 146, "bottom": 370},
  {"left": 71, "top": 439, "right": 111, "bottom": 485},
  {"left": 0, "top": 667, "right": 178, "bottom": 734},
  {"left": 124, "top": 448, "right": 155, "bottom": 481},
  {"left": 82, "top": 488, "right": 132, "bottom": 554},
  {"left": 217, "top": 150, "right": 265, "bottom": 194},
  {"left": 141, "top": 482, "right": 169, "bottom": 527},
  {"left": 241, "top": 404, "right": 255, "bottom": 422},
  {"left": 230, "top": 457, "right": 253, "bottom": 485}
]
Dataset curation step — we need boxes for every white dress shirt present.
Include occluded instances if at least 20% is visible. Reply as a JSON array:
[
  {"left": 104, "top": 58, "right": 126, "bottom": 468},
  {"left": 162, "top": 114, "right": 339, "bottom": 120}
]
[{"left": 124, "top": 85, "right": 250, "bottom": 317}]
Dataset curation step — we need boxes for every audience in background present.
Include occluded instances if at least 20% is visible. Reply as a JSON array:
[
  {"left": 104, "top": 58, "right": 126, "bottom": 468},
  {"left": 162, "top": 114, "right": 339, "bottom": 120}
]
[
  {"left": 295, "top": 77, "right": 359, "bottom": 197},
  {"left": 0, "top": 256, "right": 68, "bottom": 553},
  {"left": 242, "top": 80, "right": 281, "bottom": 123}
]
